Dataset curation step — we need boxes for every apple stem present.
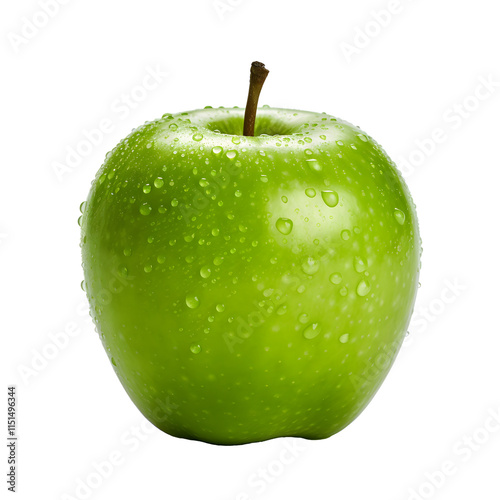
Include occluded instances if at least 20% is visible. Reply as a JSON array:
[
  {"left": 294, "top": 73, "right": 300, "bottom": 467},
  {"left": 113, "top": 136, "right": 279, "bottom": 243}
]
[{"left": 243, "top": 61, "right": 269, "bottom": 137}]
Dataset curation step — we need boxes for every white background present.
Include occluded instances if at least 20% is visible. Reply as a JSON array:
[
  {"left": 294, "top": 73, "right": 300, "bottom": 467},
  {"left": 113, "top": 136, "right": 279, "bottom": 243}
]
[{"left": 2, "top": 0, "right": 500, "bottom": 499}]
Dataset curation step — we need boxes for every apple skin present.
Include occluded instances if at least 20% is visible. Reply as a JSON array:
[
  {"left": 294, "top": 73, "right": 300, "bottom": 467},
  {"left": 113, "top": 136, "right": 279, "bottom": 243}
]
[{"left": 80, "top": 107, "right": 420, "bottom": 445}]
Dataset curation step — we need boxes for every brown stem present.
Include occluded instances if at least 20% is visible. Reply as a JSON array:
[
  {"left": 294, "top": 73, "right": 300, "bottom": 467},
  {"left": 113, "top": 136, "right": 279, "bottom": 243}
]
[{"left": 243, "top": 61, "right": 269, "bottom": 136}]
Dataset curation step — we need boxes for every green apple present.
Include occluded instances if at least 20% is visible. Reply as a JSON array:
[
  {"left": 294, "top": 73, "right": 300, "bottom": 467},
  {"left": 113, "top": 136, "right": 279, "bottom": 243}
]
[{"left": 80, "top": 64, "right": 420, "bottom": 445}]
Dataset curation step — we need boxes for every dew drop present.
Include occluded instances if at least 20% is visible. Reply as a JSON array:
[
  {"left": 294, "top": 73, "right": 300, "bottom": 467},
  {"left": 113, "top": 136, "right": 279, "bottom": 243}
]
[
  {"left": 305, "top": 188, "right": 316, "bottom": 198},
  {"left": 226, "top": 150, "right": 237, "bottom": 159},
  {"left": 394, "top": 208, "right": 406, "bottom": 225},
  {"left": 190, "top": 344, "right": 201, "bottom": 354},
  {"left": 154, "top": 178, "right": 164, "bottom": 188},
  {"left": 212, "top": 146, "right": 223, "bottom": 155},
  {"left": 157, "top": 255, "right": 166, "bottom": 264},
  {"left": 304, "top": 149, "right": 313, "bottom": 155},
  {"left": 353, "top": 256, "right": 367, "bottom": 273},
  {"left": 231, "top": 136, "right": 241, "bottom": 145},
  {"left": 298, "top": 313, "right": 309, "bottom": 324},
  {"left": 80, "top": 280, "right": 85, "bottom": 291},
  {"left": 341, "top": 229, "right": 351, "bottom": 241},
  {"left": 192, "top": 133, "right": 203, "bottom": 141},
  {"left": 186, "top": 294, "right": 200, "bottom": 309},
  {"left": 140, "top": 204, "right": 152, "bottom": 216},
  {"left": 276, "top": 305, "right": 287, "bottom": 316},
  {"left": 339, "top": 333, "right": 350, "bottom": 344},
  {"left": 143, "top": 184, "right": 151, "bottom": 194},
  {"left": 321, "top": 190, "right": 339, "bottom": 207},
  {"left": 301, "top": 256, "right": 319, "bottom": 275},
  {"left": 356, "top": 279, "right": 371, "bottom": 297},
  {"left": 303, "top": 323, "right": 321, "bottom": 340},
  {"left": 79, "top": 201, "right": 86, "bottom": 213},
  {"left": 281, "top": 196, "right": 288, "bottom": 203},
  {"left": 306, "top": 159, "right": 321, "bottom": 171},
  {"left": 144, "top": 264, "right": 152, "bottom": 273},
  {"left": 329, "top": 272, "right": 342, "bottom": 285},
  {"left": 211, "top": 228, "right": 220, "bottom": 236},
  {"left": 276, "top": 217, "right": 293, "bottom": 235},
  {"left": 200, "top": 266, "right": 211, "bottom": 278},
  {"left": 216, "top": 303, "right": 225, "bottom": 313}
]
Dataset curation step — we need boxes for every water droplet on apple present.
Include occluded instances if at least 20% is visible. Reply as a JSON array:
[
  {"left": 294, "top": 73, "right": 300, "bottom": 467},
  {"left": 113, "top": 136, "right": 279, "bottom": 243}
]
[
  {"left": 80, "top": 280, "right": 85, "bottom": 291},
  {"left": 321, "top": 190, "right": 339, "bottom": 207},
  {"left": 301, "top": 256, "right": 319, "bottom": 275},
  {"left": 216, "top": 303, "right": 225, "bottom": 312},
  {"left": 111, "top": 357, "right": 117, "bottom": 366},
  {"left": 143, "top": 184, "right": 151, "bottom": 194},
  {"left": 77, "top": 216, "right": 83, "bottom": 226},
  {"left": 356, "top": 279, "right": 371, "bottom": 297},
  {"left": 329, "top": 272, "right": 342, "bottom": 285},
  {"left": 186, "top": 294, "right": 200, "bottom": 309},
  {"left": 140, "top": 204, "right": 152, "bottom": 216},
  {"left": 394, "top": 208, "right": 406, "bottom": 225},
  {"left": 190, "top": 344, "right": 201, "bottom": 354},
  {"left": 200, "top": 266, "right": 211, "bottom": 278},
  {"left": 306, "top": 159, "right": 321, "bottom": 171},
  {"left": 212, "top": 146, "right": 223, "bottom": 155},
  {"left": 144, "top": 264, "right": 152, "bottom": 273},
  {"left": 276, "top": 218, "right": 293, "bottom": 235},
  {"left": 231, "top": 136, "right": 241, "bottom": 145},
  {"left": 276, "top": 305, "right": 287, "bottom": 315},
  {"left": 211, "top": 228, "right": 220, "bottom": 236},
  {"left": 235, "top": 190, "right": 242, "bottom": 197},
  {"left": 169, "top": 123, "right": 178, "bottom": 131},
  {"left": 341, "top": 229, "right": 351, "bottom": 240},
  {"left": 339, "top": 286, "right": 348, "bottom": 296},
  {"left": 192, "top": 133, "right": 203, "bottom": 141},
  {"left": 154, "top": 178, "right": 164, "bottom": 188},
  {"left": 79, "top": 201, "right": 86, "bottom": 213},
  {"left": 123, "top": 248, "right": 131, "bottom": 256},
  {"left": 305, "top": 188, "right": 316, "bottom": 198},
  {"left": 339, "top": 333, "right": 350, "bottom": 343},
  {"left": 226, "top": 150, "right": 237, "bottom": 159},
  {"left": 353, "top": 256, "right": 367, "bottom": 273},
  {"left": 304, "top": 149, "right": 313, "bottom": 155},
  {"left": 281, "top": 196, "right": 288, "bottom": 203},
  {"left": 303, "top": 323, "right": 321, "bottom": 339},
  {"left": 298, "top": 313, "right": 309, "bottom": 324},
  {"left": 157, "top": 255, "right": 166, "bottom": 264}
]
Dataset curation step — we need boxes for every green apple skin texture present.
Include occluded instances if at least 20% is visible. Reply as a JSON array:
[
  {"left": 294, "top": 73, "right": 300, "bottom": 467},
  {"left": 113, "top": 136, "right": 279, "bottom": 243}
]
[{"left": 81, "top": 107, "right": 420, "bottom": 445}]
